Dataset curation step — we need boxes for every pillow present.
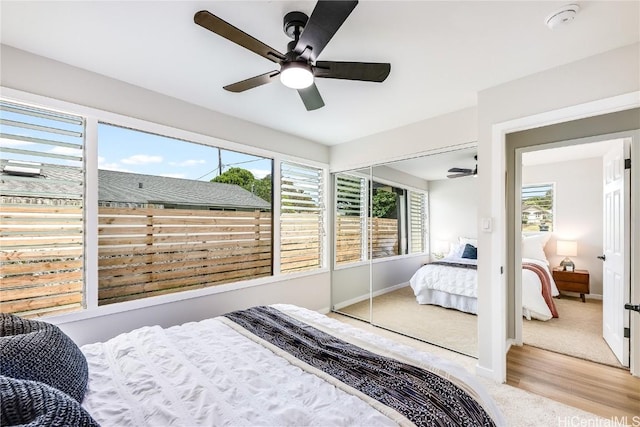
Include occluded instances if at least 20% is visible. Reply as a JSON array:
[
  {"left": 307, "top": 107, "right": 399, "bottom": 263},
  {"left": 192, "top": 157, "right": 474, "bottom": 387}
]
[
  {"left": 521, "top": 233, "right": 551, "bottom": 264},
  {"left": 446, "top": 243, "right": 463, "bottom": 258},
  {"left": 0, "top": 313, "right": 88, "bottom": 403},
  {"left": 461, "top": 244, "right": 477, "bottom": 260},
  {"left": 458, "top": 237, "right": 478, "bottom": 248},
  {"left": 0, "top": 376, "right": 98, "bottom": 427}
]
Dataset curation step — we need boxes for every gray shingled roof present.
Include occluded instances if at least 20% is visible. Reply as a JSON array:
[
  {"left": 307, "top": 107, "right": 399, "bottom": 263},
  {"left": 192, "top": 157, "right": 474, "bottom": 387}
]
[
  {"left": 0, "top": 160, "right": 270, "bottom": 210},
  {"left": 98, "top": 170, "right": 270, "bottom": 209}
]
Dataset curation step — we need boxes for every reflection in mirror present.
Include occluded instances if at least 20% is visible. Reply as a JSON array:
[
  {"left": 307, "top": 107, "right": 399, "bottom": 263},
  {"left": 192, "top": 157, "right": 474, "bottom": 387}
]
[
  {"left": 331, "top": 167, "right": 372, "bottom": 322},
  {"left": 331, "top": 146, "right": 480, "bottom": 357}
]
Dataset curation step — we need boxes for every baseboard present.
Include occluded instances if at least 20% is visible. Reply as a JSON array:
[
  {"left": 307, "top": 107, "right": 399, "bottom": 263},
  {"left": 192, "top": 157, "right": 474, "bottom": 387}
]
[
  {"left": 475, "top": 364, "right": 499, "bottom": 382},
  {"left": 332, "top": 282, "right": 408, "bottom": 310},
  {"left": 559, "top": 291, "right": 603, "bottom": 300}
]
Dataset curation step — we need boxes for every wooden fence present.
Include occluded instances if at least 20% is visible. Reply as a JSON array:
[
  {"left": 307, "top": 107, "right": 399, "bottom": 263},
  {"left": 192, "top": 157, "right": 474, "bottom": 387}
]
[
  {"left": 1, "top": 205, "right": 84, "bottom": 318},
  {"left": 97, "top": 207, "right": 272, "bottom": 305},
  {"left": 336, "top": 216, "right": 398, "bottom": 264},
  {"left": 1, "top": 206, "right": 328, "bottom": 316}
]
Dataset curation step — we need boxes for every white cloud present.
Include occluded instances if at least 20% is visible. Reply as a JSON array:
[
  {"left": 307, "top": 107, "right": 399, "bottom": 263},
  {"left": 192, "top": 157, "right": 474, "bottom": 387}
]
[
  {"left": 98, "top": 156, "right": 131, "bottom": 172},
  {"left": 0, "top": 137, "right": 33, "bottom": 148},
  {"left": 49, "top": 146, "right": 82, "bottom": 156},
  {"left": 121, "top": 154, "right": 163, "bottom": 165},
  {"left": 250, "top": 169, "right": 271, "bottom": 179},
  {"left": 99, "top": 162, "right": 132, "bottom": 172},
  {"left": 169, "top": 159, "right": 206, "bottom": 167}
]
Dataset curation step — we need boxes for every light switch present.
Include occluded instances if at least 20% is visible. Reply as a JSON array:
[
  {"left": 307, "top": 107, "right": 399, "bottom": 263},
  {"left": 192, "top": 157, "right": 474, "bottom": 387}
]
[{"left": 481, "top": 217, "right": 492, "bottom": 232}]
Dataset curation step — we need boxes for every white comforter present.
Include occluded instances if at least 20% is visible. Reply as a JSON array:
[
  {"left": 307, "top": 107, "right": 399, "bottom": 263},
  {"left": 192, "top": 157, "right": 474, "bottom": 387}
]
[
  {"left": 409, "top": 257, "right": 558, "bottom": 321},
  {"left": 81, "top": 304, "right": 505, "bottom": 426}
]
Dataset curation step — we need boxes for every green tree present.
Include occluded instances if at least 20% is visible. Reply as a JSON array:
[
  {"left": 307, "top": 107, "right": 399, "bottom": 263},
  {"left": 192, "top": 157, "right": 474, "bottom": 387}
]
[
  {"left": 212, "top": 167, "right": 254, "bottom": 187},
  {"left": 211, "top": 167, "right": 272, "bottom": 203},
  {"left": 372, "top": 189, "right": 397, "bottom": 218}
]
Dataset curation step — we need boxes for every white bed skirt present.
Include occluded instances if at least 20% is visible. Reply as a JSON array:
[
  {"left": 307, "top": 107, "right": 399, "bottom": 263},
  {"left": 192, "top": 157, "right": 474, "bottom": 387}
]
[{"left": 415, "top": 289, "right": 478, "bottom": 314}]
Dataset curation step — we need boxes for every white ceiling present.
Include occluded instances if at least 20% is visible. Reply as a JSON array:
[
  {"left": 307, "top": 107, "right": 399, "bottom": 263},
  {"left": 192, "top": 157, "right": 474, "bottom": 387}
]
[{"left": 1, "top": 1, "right": 638, "bottom": 146}]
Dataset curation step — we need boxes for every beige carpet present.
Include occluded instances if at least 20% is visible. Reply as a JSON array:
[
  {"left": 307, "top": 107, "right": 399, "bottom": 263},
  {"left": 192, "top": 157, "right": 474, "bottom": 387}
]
[
  {"left": 337, "top": 286, "right": 622, "bottom": 367},
  {"left": 338, "top": 286, "right": 478, "bottom": 356},
  {"left": 523, "top": 296, "right": 623, "bottom": 368},
  {"left": 327, "top": 312, "right": 608, "bottom": 426}
]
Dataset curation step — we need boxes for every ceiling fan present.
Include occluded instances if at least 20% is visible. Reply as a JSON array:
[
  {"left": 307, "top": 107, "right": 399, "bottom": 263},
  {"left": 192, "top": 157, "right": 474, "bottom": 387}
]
[
  {"left": 447, "top": 155, "right": 478, "bottom": 179},
  {"left": 194, "top": 1, "right": 391, "bottom": 111}
]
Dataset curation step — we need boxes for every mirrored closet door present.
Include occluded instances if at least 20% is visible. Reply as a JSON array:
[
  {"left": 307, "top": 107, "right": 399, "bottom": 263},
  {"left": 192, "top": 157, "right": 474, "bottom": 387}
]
[{"left": 331, "top": 146, "right": 480, "bottom": 357}]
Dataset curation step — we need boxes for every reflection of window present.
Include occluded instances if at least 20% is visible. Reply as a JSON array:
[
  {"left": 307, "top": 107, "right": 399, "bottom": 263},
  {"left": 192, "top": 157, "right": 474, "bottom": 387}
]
[
  {"left": 334, "top": 172, "right": 428, "bottom": 266},
  {"left": 335, "top": 173, "right": 366, "bottom": 265},
  {"left": 522, "top": 183, "right": 554, "bottom": 232},
  {"left": 0, "top": 100, "right": 85, "bottom": 317},
  {"left": 97, "top": 124, "right": 273, "bottom": 305},
  {"left": 409, "top": 191, "right": 427, "bottom": 253},
  {"left": 371, "top": 183, "right": 402, "bottom": 258}
]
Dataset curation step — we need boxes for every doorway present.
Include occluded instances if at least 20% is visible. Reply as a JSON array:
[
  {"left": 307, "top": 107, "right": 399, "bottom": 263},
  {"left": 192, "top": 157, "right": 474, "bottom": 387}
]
[{"left": 515, "top": 138, "right": 631, "bottom": 368}]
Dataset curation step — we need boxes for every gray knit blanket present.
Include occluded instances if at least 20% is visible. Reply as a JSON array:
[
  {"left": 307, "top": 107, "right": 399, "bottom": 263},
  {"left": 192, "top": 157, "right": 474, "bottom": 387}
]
[
  {"left": 0, "top": 376, "right": 99, "bottom": 427},
  {"left": 0, "top": 313, "right": 88, "bottom": 403}
]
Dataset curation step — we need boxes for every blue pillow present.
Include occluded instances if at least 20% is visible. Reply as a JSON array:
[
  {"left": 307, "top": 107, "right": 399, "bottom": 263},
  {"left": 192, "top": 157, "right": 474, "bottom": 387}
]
[
  {"left": 461, "top": 243, "right": 477, "bottom": 260},
  {"left": 0, "top": 314, "right": 88, "bottom": 403}
]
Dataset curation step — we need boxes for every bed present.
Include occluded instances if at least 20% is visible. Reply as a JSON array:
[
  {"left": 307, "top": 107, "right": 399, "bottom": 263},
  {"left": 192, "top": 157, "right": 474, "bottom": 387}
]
[
  {"left": 1, "top": 304, "right": 506, "bottom": 426},
  {"left": 410, "top": 235, "right": 559, "bottom": 321}
]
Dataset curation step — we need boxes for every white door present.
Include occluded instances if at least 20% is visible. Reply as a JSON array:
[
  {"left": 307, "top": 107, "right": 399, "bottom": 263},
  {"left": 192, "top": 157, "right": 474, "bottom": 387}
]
[{"left": 602, "top": 139, "right": 630, "bottom": 367}]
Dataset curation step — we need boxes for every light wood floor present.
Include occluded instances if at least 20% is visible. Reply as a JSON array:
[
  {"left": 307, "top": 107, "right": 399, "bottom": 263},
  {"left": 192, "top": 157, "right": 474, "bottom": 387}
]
[{"left": 507, "top": 345, "right": 640, "bottom": 420}]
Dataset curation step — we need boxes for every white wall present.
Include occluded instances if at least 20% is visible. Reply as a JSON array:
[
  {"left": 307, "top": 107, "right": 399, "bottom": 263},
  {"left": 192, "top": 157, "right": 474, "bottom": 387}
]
[
  {"left": 330, "top": 107, "right": 477, "bottom": 172},
  {"left": 429, "top": 177, "right": 479, "bottom": 253},
  {"left": 477, "top": 43, "right": 639, "bottom": 380},
  {"left": 0, "top": 45, "right": 332, "bottom": 345},
  {"left": 522, "top": 157, "right": 604, "bottom": 295},
  {"left": 0, "top": 45, "right": 329, "bottom": 163}
]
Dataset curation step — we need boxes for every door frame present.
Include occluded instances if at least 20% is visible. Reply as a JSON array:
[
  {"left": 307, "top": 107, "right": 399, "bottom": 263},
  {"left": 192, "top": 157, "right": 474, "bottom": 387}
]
[
  {"left": 490, "top": 91, "right": 640, "bottom": 380},
  {"left": 512, "top": 134, "right": 634, "bottom": 366}
]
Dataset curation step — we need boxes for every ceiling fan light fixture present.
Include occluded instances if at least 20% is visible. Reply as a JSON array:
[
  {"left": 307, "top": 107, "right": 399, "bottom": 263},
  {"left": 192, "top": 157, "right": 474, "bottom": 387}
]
[{"left": 280, "top": 61, "right": 314, "bottom": 89}]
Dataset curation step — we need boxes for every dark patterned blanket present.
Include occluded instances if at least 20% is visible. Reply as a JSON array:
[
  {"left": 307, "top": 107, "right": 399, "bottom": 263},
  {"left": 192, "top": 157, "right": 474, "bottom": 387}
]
[
  {"left": 430, "top": 260, "right": 478, "bottom": 270},
  {"left": 223, "top": 306, "right": 496, "bottom": 427}
]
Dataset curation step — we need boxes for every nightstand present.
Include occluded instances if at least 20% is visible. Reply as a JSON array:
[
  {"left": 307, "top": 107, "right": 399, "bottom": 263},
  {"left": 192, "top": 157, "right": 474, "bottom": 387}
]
[{"left": 552, "top": 268, "right": 590, "bottom": 302}]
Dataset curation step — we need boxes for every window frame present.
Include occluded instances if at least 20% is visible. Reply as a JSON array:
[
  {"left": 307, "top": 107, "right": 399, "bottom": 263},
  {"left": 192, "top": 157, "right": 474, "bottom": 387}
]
[
  {"left": 1, "top": 87, "right": 329, "bottom": 323},
  {"left": 333, "top": 171, "right": 429, "bottom": 270},
  {"left": 521, "top": 182, "right": 556, "bottom": 233}
]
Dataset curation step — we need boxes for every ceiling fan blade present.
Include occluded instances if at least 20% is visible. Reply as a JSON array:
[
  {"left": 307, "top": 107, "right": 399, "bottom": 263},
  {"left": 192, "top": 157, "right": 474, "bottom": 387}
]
[
  {"left": 447, "top": 167, "right": 472, "bottom": 173},
  {"left": 294, "top": 1, "right": 358, "bottom": 62},
  {"left": 447, "top": 173, "right": 471, "bottom": 179},
  {"left": 298, "top": 83, "right": 325, "bottom": 111},
  {"left": 194, "top": 10, "right": 285, "bottom": 63},
  {"left": 223, "top": 71, "right": 280, "bottom": 93},
  {"left": 313, "top": 61, "right": 390, "bottom": 82}
]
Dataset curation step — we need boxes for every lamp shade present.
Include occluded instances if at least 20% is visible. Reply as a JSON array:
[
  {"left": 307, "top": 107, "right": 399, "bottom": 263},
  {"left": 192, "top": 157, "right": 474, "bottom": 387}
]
[
  {"left": 280, "top": 62, "right": 314, "bottom": 89},
  {"left": 556, "top": 240, "right": 577, "bottom": 257}
]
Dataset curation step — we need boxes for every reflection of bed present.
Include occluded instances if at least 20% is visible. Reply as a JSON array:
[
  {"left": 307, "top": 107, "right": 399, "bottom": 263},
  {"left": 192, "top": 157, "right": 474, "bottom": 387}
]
[
  {"left": 0, "top": 305, "right": 506, "bottom": 426},
  {"left": 410, "top": 240, "right": 559, "bottom": 321}
]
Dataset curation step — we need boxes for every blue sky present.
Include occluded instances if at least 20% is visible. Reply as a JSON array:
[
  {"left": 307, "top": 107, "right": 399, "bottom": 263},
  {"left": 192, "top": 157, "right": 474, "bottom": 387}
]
[
  {"left": 98, "top": 123, "right": 272, "bottom": 181},
  {"left": 0, "top": 104, "right": 271, "bottom": 181}
]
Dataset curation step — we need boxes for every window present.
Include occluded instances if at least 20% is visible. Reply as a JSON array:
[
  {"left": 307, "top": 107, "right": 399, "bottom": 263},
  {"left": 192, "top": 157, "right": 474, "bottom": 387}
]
[
  {"left": 280, "top": 161, "right": 324, "bottom": 273},
  {"left": 408, "top": 191, "right": 427, "bottom": 253},
  {"left": 0, "top": 95, "right": 328, "bottom": 318},
  {"left": 371, "top": 182, "right": 403, "bottom": 258},
  {"left": 0, "top": 100, "right": 85, "bottom": 317},
  {"left": 522, "top": 183, "right": 554, "bottom": 232},
  {"left": 335, "top": 173, "right": 366, "bottom": 265},
  {"left": 97, "top": 123, "right": 273, "bottom": 305},
  {"left": 335, "top": 172, "right": 428, "bottom": 266}
]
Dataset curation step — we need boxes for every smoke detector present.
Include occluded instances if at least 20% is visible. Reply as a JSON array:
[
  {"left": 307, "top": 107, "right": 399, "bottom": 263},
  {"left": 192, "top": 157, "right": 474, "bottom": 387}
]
[{"left": 545, "top": 4, "right": 580, "bottom": 29}]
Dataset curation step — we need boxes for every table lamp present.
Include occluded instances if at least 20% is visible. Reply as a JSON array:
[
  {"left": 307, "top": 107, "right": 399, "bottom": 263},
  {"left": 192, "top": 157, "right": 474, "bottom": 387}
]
[{"left": 557, "top": 240, "right": 577, "bottom": 271}]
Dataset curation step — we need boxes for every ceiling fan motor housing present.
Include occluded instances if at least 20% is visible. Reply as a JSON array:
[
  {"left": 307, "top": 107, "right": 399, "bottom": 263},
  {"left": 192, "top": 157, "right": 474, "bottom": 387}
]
[{"left": 284, "top": 11, "right": 308, "bottom": 39}]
